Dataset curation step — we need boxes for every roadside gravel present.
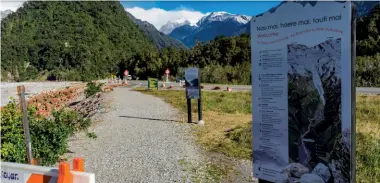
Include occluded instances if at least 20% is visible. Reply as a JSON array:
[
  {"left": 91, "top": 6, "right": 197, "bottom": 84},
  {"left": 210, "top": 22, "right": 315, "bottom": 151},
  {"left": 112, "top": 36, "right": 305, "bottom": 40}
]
[{"left": 64, "top": 87, "right": 204, "bottom": 183}]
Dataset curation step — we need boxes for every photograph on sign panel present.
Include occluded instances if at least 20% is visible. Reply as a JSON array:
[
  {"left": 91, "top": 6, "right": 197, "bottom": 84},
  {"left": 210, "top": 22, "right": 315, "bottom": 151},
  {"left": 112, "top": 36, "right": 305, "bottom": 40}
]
[{"left": 287, "top": 38, "right": 350, "bottom": 182}]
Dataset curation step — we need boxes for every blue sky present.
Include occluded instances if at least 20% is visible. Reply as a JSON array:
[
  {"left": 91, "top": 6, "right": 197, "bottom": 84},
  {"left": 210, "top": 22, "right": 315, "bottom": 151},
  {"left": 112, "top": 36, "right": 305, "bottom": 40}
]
[{"left": 123, "top": 1, "right": 282, "bottom": 29}]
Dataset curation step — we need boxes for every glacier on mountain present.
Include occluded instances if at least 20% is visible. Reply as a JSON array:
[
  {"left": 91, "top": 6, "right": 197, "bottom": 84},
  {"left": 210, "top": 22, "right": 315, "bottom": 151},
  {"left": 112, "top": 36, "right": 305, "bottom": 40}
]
[
  {"left": 160, "top": 11, "right": 251, "bottom": 35},
  {"left": 159, "top": 19, "right": 193, "bottom": 35},
  {"left": 196, "top": 11, "right": 251, "bottom": 26}
]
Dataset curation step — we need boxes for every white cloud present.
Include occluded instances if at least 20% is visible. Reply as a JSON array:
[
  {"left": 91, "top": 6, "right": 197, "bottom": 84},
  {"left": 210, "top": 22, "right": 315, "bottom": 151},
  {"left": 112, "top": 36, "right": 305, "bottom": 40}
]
[
  {"left": 0, "top": 1, "right": 26, "bottom": 11},
  {"left": 1, "top": 2, "right": 207, "bottom": 30},
  {"left": 125, "top": 7, "right": 207, "bottom": 30}
]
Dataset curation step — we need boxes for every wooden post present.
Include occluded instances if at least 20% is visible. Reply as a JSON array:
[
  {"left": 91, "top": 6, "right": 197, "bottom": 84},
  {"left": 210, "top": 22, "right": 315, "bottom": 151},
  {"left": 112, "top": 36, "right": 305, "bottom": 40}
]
[
  {"left": 187, "top": 98, "right": 192, "bottom": 123},
  {"left": 17, "top": 85, "right": 33, "bottom": 164},
  {"left": 31, "top": 158, "right": 38, "bottom": 165}
]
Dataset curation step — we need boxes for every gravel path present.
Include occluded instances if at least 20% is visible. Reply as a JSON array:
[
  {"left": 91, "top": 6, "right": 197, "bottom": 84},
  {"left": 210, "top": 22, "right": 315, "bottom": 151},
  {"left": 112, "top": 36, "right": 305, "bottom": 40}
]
[{"left": 65, "top": 87, "right": 203, "bottom": 183}]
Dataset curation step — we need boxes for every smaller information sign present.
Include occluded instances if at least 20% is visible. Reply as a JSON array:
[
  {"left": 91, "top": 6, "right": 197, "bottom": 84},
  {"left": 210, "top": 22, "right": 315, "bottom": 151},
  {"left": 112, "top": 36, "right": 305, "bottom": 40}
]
[
  {"left": 185, "top": 68, "right": 200, "bottom": 99},
  {"left": 148, "top": 78, "right": 158, "bottom": 89}
]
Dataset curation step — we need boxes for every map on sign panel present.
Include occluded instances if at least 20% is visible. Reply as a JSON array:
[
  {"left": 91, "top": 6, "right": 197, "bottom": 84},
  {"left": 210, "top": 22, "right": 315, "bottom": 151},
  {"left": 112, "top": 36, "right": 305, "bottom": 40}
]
[
  {"left": 185, "top": 68, "right": 200, "bottom": 99},
  {"left": 185, "top": 69, "right": 199, "bottom": 87}
]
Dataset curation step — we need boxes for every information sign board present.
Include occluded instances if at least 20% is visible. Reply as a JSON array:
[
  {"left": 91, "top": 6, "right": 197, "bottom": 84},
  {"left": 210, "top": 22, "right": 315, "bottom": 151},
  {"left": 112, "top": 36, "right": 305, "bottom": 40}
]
[{"left": 250, "top": 2, "right": 355, "bottom": 182}]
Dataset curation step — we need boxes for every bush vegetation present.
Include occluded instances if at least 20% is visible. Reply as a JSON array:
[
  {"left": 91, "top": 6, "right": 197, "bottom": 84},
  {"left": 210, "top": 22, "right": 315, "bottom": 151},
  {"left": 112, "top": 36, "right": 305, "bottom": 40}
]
[
  {"left": 0, "top": 99, "right": 92, "bottom": 166},
  {"left": 85, "top": 82, "right": 103, "bottom": 98}
]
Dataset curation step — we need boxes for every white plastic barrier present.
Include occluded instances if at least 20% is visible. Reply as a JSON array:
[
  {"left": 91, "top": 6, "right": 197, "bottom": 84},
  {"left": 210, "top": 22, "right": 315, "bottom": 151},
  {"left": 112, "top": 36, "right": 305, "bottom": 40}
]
[{"left": 1, "top": 158, "right": 95, "bottom": 183}]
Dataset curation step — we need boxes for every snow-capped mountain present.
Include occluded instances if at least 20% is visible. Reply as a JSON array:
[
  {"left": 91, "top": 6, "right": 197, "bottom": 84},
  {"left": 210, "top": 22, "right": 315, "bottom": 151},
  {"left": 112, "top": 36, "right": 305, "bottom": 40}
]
[
  {"left": 1, "top": 9, "right": 13, "bottom": 19},
  {"left": 164, "top": 1, "right": 378, "bottom": 48},
  {"left": 168, "top": 11, "right": 251, "bottom": 47},
  {"left": 159, "top": 20, "right": 192, "bottom": 35},
  {"left": 196, "top": 12, "right": 250, "bottom": 26}
]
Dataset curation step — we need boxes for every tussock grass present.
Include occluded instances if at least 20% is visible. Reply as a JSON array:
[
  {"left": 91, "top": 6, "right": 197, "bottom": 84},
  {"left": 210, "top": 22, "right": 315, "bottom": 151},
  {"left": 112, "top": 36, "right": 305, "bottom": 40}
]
[
  {"left": 136, "top": 88, "right": 251, "bottom": 114},
  {"left": 136, "top": 89, "right": 380, "bottom": 182},
  {"left": 356, "top": 94, "right": 380, "bottom": 182}
]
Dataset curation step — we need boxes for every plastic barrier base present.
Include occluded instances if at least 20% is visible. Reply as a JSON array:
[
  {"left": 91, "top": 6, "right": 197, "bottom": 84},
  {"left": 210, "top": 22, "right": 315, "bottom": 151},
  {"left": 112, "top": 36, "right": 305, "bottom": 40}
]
[{"left": 1, "top": 158, "right": 95, "bottom": 183}]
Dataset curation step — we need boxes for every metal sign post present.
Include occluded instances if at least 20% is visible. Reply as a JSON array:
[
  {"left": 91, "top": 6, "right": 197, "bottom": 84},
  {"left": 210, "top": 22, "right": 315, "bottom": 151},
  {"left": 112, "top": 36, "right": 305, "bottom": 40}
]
[
  {"left": 124, "top": 69, "right": 129, "bottom": 84},
  {"left": 165, "top": 68, "right": 170, "bottom": 84},
  {"left": 184, "top": 68, "right": 203, "bottom": 124},
  {"left": 187, "top": 98, "right": 192, "bottom": 123},
  {"left": 17, "top": 85, "right": 33, "bottom": 164},
  {"left": 124, "top": 69, "right": 129, "bottom": 77}
]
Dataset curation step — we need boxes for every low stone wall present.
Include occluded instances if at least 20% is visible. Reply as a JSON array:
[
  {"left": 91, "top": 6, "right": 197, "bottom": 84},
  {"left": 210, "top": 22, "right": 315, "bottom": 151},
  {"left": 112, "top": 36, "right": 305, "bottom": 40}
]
[{"left": 25, "top": 84, "right": 85, "bottom": 117}]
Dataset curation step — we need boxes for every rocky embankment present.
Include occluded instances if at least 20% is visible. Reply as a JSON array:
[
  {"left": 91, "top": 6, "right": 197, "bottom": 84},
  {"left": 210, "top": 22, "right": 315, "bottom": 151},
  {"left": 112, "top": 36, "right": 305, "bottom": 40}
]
[
  {"left": 0, "top": 82, "right": 82, "bottom": 106},
  {"left": 69, "top": 92, "right": 104, "bottom": 118}
]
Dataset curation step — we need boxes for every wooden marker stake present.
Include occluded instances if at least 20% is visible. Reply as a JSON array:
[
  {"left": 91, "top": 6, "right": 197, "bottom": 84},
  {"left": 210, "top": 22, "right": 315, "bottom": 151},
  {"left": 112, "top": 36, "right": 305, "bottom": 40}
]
[{"left": 17, "top": 85, "right": 33, "bottom": 164}]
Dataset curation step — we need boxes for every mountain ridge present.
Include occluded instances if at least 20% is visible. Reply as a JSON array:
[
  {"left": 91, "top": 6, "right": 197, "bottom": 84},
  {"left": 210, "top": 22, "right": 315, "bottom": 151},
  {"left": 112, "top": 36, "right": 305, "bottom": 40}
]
[
  {"left": 0, "top": 9, "right": 13, "bottom": 19},
  {"left": 125, "top": 11, "right": 187, "bottom": 50},
  {"left": 159, "top": 20, "right": 192, "bottom": 35},
  {"left": 165, "top": 1, "right": 379, "bottom": 48},
  {"left": 167, "top": 11, "right": 250, "bottom": 47}
]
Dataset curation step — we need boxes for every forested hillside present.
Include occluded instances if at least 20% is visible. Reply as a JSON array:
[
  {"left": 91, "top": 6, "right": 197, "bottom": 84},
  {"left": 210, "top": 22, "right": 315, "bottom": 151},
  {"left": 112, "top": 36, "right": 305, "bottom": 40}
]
[
  {"left": 356, "top": 4, "right": 380, "bottom": 87},
  {"left": 1, "top": 1, "right": 156, "bottom": 81},
  {"left": 1, "top": 2, "right": 379, "bottom": 87}
]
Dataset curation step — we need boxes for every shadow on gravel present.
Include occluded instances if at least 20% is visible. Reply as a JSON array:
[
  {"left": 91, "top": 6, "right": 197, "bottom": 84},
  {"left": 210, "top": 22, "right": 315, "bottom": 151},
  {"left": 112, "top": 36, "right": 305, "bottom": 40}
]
[
  {"left": 66, "top": 150, "right": 75, "bottom": 154},
  {"left": 119, "top": 115, "right": 182, "bottom": 123},
  {"left": 68, "top": 101, "right": 81, "bottom": 107}
]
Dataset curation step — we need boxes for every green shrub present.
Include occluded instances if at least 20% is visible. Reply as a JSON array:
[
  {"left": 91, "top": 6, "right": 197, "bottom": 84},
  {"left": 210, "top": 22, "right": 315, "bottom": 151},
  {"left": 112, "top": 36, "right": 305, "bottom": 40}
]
[
  {"left": 30, "top": 116, "right": 72, "bottom": 165},
  {"left": 0, "top": 99, "right": 92, "bottom": 166},
  {"left": 356, "top": 53, "right": 380, "bottom": 87},
  {"left": 51, "top": 108, "right": 91, "bottom": 134},
  {"left": 0, "top": 98, "right": 28, "bottom": 163},
  {"left": 85, "top": 82, "right": 103, "bottom": 98}
]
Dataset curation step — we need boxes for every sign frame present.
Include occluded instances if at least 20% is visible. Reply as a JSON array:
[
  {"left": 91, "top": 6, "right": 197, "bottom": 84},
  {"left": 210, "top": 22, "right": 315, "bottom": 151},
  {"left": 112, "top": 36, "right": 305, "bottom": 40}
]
[
  {"left": 350, "top": 3, "right": 357, "bottom": 183},
  {"left": 250, "top": 2, "right": 356, "bottom": 183},
  {"left": 184, "top": 68, "right": 202, "bottom": 123},
  {"left": 184, "top": 68, "right": 201, "bottom": 99}
]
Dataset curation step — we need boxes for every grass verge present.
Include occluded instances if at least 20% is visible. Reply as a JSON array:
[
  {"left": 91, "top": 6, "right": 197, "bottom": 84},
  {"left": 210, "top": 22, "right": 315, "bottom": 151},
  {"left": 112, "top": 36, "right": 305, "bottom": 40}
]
[
  {"left": 178, "top": 158, "right": 228, "bottom": 183},
  {"left": 355, "top": 94, "right": 380, "bottom": 182},
  {"left": 135, "top": 88, "right": 252, "bottom": 158},
  {"left": 135, "top": 88, "right": 380, "bottom": 182}
]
